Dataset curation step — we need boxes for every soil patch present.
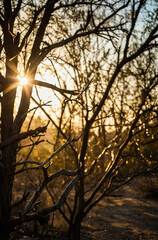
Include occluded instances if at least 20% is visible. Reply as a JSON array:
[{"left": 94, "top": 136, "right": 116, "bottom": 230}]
[{"left": 81, "top": 179, "right": 158, "bottom": 240}]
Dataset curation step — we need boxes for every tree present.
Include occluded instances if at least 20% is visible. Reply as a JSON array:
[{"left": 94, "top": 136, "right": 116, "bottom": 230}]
[
  {"left": 0, "top": 0, "right": 108, "bottom": 238},
  {"left": 36, "top": 1, "right": 158, "bottom": 239},
  {"left": 0, "top": 0, "right": 158, "bottom": 240}
]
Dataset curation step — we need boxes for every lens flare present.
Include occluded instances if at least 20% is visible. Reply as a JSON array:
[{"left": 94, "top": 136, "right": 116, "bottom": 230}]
[{"left": 18, "top": 75, "right": 28, "bottom": 86}]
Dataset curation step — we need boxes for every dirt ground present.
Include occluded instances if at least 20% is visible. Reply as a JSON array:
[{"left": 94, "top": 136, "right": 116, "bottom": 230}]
[
  {"left": 17, "top": 177, "right": 158, "bottom": 240},
  {"left": 80, "top": 178, "right": 158, "bottom": 240}
]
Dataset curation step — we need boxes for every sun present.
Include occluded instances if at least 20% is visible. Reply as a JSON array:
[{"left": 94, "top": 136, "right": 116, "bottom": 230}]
[{"left": 17, "top": 75, "right": 28, "bottom": 86}]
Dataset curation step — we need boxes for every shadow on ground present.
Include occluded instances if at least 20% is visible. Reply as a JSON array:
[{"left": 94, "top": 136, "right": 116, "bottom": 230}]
[{"left": 81, "top": 180, "right": 158, "bottom": 240}]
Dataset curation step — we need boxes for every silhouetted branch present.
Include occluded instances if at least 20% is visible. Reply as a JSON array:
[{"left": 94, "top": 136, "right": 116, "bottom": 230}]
[
  {"left": 0, "top": 124, "right": 48, "bottom": 150},
  {"left": 21, "top": 172, "right": 80, "bottom": 216},
  {"left": 33, "top": 79, "right": 78, "bottom": 95},
  {"left": 38, "top": 134, "right": 83, "bottom": 169},
  {"left": 10, "top": 174, "right": 80, "bottom": 228}
]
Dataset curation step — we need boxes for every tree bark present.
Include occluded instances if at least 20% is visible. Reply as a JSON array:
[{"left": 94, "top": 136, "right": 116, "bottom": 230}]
[
  {"left": 0, "top": 90, "right": 17, "bottom": 239},
  {"left": 69, "top": 216, "right": 82, "bottom": 240},
  {"left": 0, "top": 23, "right": 19, "bottom": 238},
  {"left": 0, "top": 80, "right": 17, "bottom": 239},
  {"left": 68, "top": 123, "right": 91, "bottom": 240},
  {"left": 0, "top": 151, "right": 16, "bottom": 240}
]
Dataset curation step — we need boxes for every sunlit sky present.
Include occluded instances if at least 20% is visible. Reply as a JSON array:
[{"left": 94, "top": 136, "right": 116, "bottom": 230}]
[
  {"left": 16, "top": 59, "right": 76, "bottom": 122},
  {"left": 14, "top": 0, "right": 157, "bottom": 126}
]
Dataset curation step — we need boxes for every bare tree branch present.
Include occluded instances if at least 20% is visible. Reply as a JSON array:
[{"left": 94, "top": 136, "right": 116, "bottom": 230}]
[
  {"left": 38, "top": 134, "right": 82, "bottom": 169},
  {"left": 0, "top": 124, "right": 48, "bottom": 150},
  {"left": 22, "top": 171, "right": 80, "bottom": 216},
  {"left": 33, "top": 79, "right": 78, "bottom": 95}
]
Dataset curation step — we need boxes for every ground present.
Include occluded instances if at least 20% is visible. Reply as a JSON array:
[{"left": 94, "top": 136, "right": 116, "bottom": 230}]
[
  {"left": 81, "top": 178, "right": 158, "bottom": 240},
  {"left": 18, "top": 177, "right": 158, "bottom": 240}
]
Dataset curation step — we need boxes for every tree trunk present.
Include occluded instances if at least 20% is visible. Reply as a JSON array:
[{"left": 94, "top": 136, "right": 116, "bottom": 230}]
[
  {"left": 69, "top": 216, "right": 82, "bottom": 240},
  {"left": 68, "top": 124, "right": 90, "bottom": 240},
  {"left": 0, "top": 164, "right": 13, "bottom": 240},
  {"left": 0, "top": 69, "right": 18, "bottom": 239},
  {"left": 0, "top": 142, "right": 17, "bottom": 240},
  {"left": 0, "top": 90, "right": 17, "bottom": 239}
]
